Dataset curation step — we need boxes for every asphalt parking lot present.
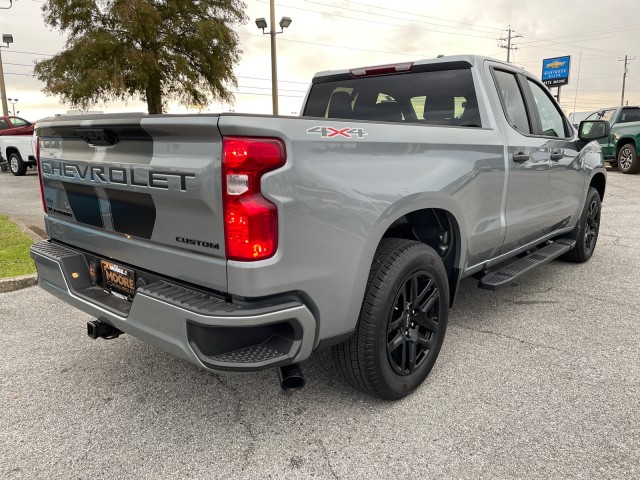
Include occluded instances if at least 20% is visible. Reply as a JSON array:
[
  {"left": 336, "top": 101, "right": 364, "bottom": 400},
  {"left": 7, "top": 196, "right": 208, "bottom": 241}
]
[{"left": 1, "top": 170, "right": 639, "bottom": 479}]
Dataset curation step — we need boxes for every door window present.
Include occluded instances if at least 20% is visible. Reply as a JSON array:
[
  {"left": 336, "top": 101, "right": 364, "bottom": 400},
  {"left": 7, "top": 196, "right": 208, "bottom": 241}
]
[
  {"left": 586, "top": 109, "right": 616, "bottom": 123},
  {"left": 493, "top": 70, "right": 531, "bottom": 134},
  {"left": 9, "top": 117, "right": 29, "bottom": 127},
  {"left": 527, "top": 80, "right": 568, "bottom": 137}
]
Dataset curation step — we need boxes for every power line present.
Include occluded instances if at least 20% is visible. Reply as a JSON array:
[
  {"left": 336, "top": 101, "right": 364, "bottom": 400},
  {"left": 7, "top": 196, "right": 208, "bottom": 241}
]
[
  {"left": 238, "top": 75, "right": 308, "bottom": 85},
  {"left": 518, "top": 25, "right": 640, "bottom": 45},
  {"left": 239, "top": 31, "right": 426, "bottom": 58},
  {"left": 3, "top": 50, "right": 53, "bottom": 57},
  {"left": 255, "top": 1, "right": 498, "bottom": 40},
  {"left": 346, "top": 0, "right": 503, "bottom": 32},
  {"left": 303, "top": 0, "right": 502, "bottom": 34},
  {"left": 233, "top": 91, "right": 305, "bottom": 98}
]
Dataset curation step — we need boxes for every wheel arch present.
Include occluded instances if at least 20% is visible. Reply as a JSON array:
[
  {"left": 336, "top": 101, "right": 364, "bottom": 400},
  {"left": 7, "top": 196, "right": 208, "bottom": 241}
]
[
  {"left": 350, "top": 194, "right": 468, "bottom": 320},
  {"left": 5, "top": 146, "right": 20, "bottom": 159},
  {"left": 589, "top": 171, "right": 606, "bottom": 201},
  {"left": 380, "top": 208, "right": 463, "bottom": 307}
]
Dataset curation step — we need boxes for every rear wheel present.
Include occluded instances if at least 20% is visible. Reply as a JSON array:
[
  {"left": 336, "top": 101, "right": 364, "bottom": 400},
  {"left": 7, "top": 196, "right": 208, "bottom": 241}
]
[
  {"left": 332, "top": 239, "right": 449, "bottom": 400},
  {"left": 617, "top": 143, "right": 640, "bottom": 174},
  {"left": 563, "top": 187, "right": 601, "bottom": 263},
  {"left": 9, "top": 152, "right": 26, "bottom": 176}
]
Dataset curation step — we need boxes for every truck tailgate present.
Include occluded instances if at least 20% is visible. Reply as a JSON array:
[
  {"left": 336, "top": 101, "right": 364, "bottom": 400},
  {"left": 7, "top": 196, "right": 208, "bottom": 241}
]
[{"left": 36, "top": 114, "right": 227, "bottom": 292}]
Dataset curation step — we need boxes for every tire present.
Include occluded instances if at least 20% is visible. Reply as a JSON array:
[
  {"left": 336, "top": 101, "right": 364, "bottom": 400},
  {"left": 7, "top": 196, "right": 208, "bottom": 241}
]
[
  {"left": 332, "top": 239, "right": 449, "bottom": 400},
  {"left": 617, "top": 143, "right": 640, "bottom": 174},
  {"left": 563, "top": 187, "right": 601, "bottom": 263},
  {"left": 8, "top": 152, "right": 26, "bottom": 176}
]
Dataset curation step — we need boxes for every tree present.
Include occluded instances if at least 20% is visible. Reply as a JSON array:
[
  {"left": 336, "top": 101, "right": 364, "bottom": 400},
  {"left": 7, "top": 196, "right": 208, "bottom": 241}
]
[{"left": 34, "top": 0, "right": 247, "bottom": 114}]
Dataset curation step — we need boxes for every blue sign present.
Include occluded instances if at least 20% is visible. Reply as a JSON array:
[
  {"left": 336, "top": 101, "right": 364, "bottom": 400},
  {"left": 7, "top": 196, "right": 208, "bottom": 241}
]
[{"left": 542, "top": 56, "right": 571, "bottom": 87}]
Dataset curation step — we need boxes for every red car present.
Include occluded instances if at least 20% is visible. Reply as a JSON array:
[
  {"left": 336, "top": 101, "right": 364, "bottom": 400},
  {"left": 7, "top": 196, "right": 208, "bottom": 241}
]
[{"left": 0, "top": 116, "right": 34, "bottom": 136}]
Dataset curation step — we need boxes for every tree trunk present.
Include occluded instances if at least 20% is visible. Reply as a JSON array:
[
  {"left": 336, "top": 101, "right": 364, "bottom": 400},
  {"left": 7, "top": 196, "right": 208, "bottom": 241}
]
[{"left": 145, "top": 71, "right": 163, "bottom": 114}]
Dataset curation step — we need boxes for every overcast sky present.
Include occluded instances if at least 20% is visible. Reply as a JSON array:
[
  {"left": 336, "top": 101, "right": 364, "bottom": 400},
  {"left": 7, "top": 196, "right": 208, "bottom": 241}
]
[{"left": 1, "top": 0, "right": 639, "bottom": 120}]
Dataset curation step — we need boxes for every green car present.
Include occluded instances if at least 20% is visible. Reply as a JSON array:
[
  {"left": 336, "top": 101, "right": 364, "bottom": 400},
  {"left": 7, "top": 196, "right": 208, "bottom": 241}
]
[{"left": 586, "top": 106, "right": 640, "bottom": 173}]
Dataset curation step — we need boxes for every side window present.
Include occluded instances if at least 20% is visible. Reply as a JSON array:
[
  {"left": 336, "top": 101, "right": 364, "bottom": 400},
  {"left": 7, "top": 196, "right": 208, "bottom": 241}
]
[
  {"left": 619, "top": 109, "right": 640, "bottom": 123},
  {"left": 586, "top": 110, "right": 615, "bottom": 122},
  {"left": 527, "top": 80, "right": 568, "bottom": 137},
  {"left": 493, "top": 70, "right": 531, "bottom": 134},
  {"left": 9, "top": 117, "right": 29, "bottom": 127},
  {"left": 0, "top": 119, "right": 8, "bottom": 130}
]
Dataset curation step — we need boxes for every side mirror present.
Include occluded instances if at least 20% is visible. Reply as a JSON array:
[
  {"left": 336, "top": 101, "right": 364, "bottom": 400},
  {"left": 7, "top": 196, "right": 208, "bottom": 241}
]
[{"left": 578, "top": 120, "right": 610, "bottom": 141}]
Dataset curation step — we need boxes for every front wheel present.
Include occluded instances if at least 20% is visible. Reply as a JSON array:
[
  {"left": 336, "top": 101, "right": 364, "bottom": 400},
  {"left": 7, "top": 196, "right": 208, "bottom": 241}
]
[
  {"left": 563, "top": 187, "right": 601, "bottom": 263},
  {"left": 9, "top": 152, "right": 26, "bottom": 176},
  {"left": 617, "top": 143, "right": 640, "bottom": 174},
  {"left": 332, "top": 239, "right": 449, "bottom": 400}
]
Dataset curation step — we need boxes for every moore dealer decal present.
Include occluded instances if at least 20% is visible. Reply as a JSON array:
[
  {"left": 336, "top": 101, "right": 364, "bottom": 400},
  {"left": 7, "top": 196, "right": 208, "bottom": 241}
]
[{"left": 307, "top": 126, "right": 368, "bottom": 139}]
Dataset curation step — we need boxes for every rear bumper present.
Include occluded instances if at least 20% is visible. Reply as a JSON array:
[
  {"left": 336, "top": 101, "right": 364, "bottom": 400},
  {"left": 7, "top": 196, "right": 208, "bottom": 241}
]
[{"left": 30, "top": 241, "right": 317, "bottom": 372}]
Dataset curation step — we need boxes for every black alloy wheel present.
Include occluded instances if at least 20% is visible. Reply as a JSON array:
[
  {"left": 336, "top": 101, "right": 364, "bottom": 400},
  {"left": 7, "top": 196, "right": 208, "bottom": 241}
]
[
  {"left": 332, "top": 239, "right": 449, "bottom": 400},
  {"left": 386, "top": 271, "right": 440, "bottom": 376},
  {"left": 584, "top": 196, "right": 600, "bottom": 255},
  {"left": 563, "top": 187, "right": 601, "bottom": 263}
]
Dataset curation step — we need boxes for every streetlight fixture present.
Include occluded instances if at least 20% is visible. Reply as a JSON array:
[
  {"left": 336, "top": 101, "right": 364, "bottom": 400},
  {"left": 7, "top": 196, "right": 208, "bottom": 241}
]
[
  {"left": 7, "top": 97, "right": 17, "bottom": 115},
  {"left": 255, "top": 0, "right": 292, "bottom": 115},
  {"left": 0, "top": 33, "right": 14, "bottom": 116}
]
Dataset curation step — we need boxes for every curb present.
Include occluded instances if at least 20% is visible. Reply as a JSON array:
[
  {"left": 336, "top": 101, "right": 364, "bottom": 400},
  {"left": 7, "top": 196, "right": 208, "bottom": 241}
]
[
  {"left": 0, "top": 273, "right": 37, "bottom": 293},
  {"left": 0, "top": 215, "right": 44, "bottom": 294}
]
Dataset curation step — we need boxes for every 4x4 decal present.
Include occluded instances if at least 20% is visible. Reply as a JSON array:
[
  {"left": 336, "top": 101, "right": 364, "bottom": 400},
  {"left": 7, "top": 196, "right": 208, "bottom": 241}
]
[{"left": 307, "top": 126, "right": 368, "bottom": 139}]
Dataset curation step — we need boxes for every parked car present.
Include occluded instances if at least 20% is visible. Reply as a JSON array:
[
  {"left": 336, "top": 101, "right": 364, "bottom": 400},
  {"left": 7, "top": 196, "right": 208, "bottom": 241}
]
[
  {"left": 0, "top": 116, "right": 34, "bottom": 136},
  {"left": 585, "top": 106, "right": 640, "bottom": 173}
]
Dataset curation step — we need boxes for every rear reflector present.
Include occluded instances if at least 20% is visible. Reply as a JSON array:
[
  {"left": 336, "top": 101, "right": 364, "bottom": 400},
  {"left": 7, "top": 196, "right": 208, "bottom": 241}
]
[
  {"left": 222, "top": 137, "right": 286, "bottom": 261},
  {"left": 350, "top": 62, "right": 413, "bottom": 77}
]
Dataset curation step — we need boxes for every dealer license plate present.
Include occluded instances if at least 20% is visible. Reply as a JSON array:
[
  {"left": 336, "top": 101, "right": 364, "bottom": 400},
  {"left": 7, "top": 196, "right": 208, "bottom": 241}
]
[{"left": 101, "top": 260, "right": 136, "bottom": 299}]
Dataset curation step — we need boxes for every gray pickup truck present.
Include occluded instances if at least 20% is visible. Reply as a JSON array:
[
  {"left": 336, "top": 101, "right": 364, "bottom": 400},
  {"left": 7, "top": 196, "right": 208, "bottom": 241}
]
[{"left": 30, "top": 55, "right": 609, "bottom": 400}]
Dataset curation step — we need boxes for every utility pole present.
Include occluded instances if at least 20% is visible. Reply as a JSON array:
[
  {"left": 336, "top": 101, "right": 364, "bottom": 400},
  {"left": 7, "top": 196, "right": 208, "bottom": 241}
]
[
  {"left": 0, "top": 49, "right": 8, "bottom": 116},
  {"left": 0, "top": 34, "right": 14, "bottom": 117},
  {"left": 498, "top": 26, "right": 522, "bottom": 63},
  {"left": 620, "top": 55, "right": 635, "bottom": 107},
  {"left": 269, "top": 0, "right": 278, "bottom": 115},
  {"left": 255, "top": 3, "right": 292, "bottom": 115}
]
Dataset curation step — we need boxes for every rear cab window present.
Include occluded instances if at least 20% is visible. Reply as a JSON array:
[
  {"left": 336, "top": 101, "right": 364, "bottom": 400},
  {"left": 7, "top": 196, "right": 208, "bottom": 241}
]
[{"left": 304, "top": 64, "right": 482, "bottom": 127}]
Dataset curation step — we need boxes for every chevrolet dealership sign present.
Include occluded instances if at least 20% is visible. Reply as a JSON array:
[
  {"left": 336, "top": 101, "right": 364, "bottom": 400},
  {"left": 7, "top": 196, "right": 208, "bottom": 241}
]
[{"left": 541, "top": 56, "right": 571, "bottom": 87}]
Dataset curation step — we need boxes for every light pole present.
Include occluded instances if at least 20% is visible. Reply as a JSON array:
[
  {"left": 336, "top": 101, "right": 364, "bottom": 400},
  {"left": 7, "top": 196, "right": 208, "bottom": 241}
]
[
  {"left": 0, "top": 34, "right": 14, "bottom": 116},
  {"left": 255, "top": 1, "right": 292, "bottom": 115},
  {"left": 7, "top": 97, "right": 17, "bottom": 115}
]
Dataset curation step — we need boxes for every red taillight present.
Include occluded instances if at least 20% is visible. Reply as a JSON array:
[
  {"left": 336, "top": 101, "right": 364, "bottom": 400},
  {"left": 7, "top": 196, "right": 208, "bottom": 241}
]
[
  {"left": 222, "top": 137, "right": 286, "bottom": 261},
  {"left": 35, "top": 138, "right": 47, "bottom": 213}
]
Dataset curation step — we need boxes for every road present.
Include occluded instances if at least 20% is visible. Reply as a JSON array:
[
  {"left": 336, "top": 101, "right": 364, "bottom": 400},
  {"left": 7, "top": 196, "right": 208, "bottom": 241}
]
[{"left": 1, "top": 170, "right": 639, "bottom": 479}]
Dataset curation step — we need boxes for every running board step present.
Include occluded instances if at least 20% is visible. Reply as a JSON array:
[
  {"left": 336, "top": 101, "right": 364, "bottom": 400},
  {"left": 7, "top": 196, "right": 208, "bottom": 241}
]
[{"left": 478, "top": 239, "right": 575, "bottom": 290}]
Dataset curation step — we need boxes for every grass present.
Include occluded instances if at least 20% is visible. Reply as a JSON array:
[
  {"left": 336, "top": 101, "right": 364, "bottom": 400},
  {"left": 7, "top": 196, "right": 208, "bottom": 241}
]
[{"left": 0, "top": 215, "right": 36, "bottom": 278}]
